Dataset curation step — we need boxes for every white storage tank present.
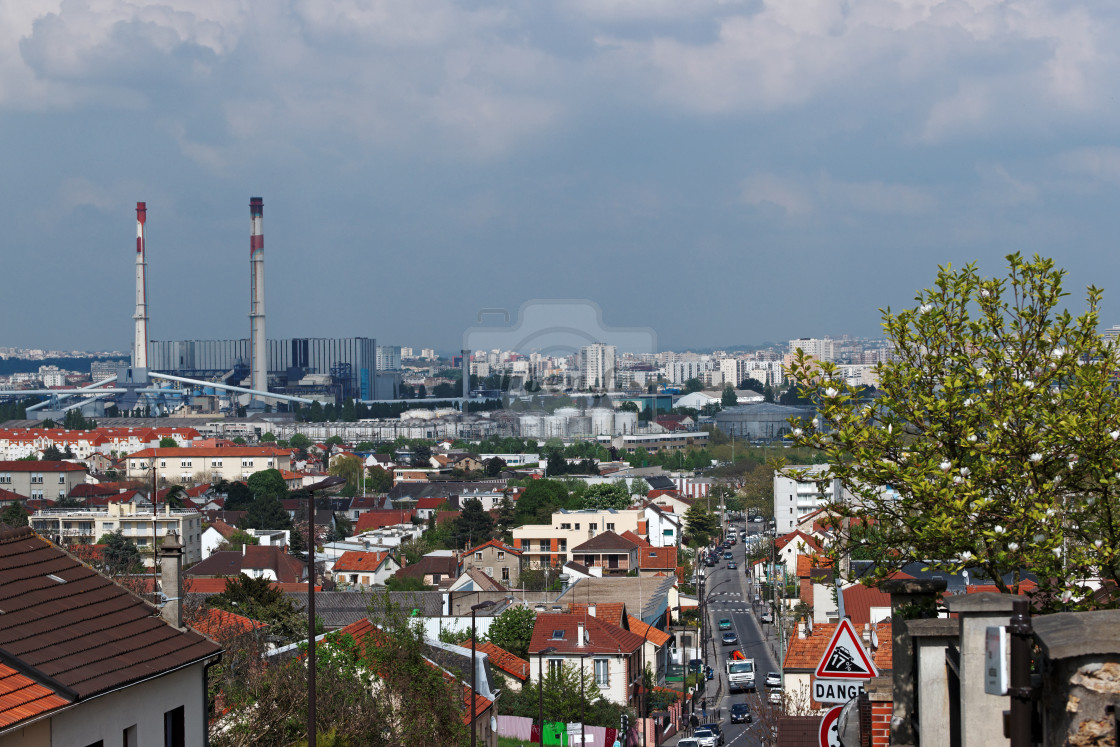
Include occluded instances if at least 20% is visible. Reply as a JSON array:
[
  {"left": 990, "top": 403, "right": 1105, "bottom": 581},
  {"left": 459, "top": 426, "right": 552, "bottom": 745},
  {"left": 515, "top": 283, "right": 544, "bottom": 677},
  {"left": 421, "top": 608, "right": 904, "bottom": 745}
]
[
  {"left": 568, "top": 416, "right": 592, "bottom": 435},
  {"left": 554, "top": 407, "right": 581, "bottom": 419},
  {"left": 542, "top": 415, "right": 567, "bottom": 438},
  {"left": 519, "top": 415, "right": 542, "bottom": 438},
  {"left": 589, "top": 408, "right": 614, "bottom": 436},
  {"left": 615, "top": 411, "right": 638, "bottom": 435}
]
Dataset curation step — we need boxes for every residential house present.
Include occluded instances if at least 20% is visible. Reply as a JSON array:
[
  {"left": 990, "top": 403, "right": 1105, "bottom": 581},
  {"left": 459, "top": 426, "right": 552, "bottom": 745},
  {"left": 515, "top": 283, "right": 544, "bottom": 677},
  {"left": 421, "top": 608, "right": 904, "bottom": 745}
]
[
  {"left": 447, "top": 568, "right": 509, "bottom": 594},
  {"left": 512, "top": 508, "right": 645, "bottom": 569},
  {"left": 462, "top": 539, "right": 522, "bottom": 588},
  {"left": 527, "top": 613, "right": 644, "bottom": 707},
  {"left": 0, "top": 525, "right": 221, "bottom": 745},
  {"left": 570, "top": 531, "right": 640, "bottom": 576},
  {"left": 355, "top": 509, "right": 417, "bottom": 534},
  {"left": 642, "top": 501, "right": 682, "bottom": 547},
  {"left": 186, "top": 544, "right": 306, "bottom": 583},
  {"left": 473, "top": 641, "right": 529, "bottom": 691},
  {"left": 637, "top": 544, "right": 679, "bottom": 579},
  {"left": 394, "top": 551, "right": 461, "bottom": 589},
  {"left": 773, "top": 530, "right": 824, "bottom": 578},
  {"left": 333, "top": 550, "right": 400, "bottom": 588},
  {"left": 201, "top": 518, "right": 239, "bottom": 558},
  {"left": 0, "top": 460, "right": 87, "bottom": 501},
  {"left": 0, "top": 487, "right": 27, "bottom": 506},
  {"left": 125, "top": 447, "right": 292, "bottom": 484}
]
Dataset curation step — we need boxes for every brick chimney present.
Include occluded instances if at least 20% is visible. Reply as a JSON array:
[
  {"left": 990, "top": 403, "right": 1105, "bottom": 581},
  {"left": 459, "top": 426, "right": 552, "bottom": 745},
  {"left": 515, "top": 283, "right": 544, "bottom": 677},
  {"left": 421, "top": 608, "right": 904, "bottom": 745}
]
[{"left": 158, "top": 531, "right": 184, "bottom": 629}]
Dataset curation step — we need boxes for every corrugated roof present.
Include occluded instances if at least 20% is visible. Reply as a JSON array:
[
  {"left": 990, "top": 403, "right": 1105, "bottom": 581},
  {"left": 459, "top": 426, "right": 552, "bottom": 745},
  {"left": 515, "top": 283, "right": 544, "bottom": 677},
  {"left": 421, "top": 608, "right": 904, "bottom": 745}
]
[{"left": 0, "top": 526, "right": 220, "bottom": 704}]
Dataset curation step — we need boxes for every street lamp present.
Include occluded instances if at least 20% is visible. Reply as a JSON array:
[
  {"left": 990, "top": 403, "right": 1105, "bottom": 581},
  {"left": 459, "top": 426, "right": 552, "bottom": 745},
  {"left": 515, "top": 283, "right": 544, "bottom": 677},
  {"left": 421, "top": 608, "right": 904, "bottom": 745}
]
[
  {"left": 579, "top": 652, "right": 587, "bottom": 747},
  {"left": 538, "top": 645, "right": 558, "bottom": 739},
  {"left": 470, "top": 600, "right": 496, "bottom": 747}
]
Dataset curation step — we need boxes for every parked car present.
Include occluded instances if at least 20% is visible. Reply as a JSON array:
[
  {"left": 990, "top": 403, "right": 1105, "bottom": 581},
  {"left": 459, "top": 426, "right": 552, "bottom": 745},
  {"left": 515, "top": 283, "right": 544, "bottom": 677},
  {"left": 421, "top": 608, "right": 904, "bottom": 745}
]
[
  {"left": 692, "top": 728, "right": 718, "bottom": 747},
  {"left": 765, "top": 671, "right": 782, "bottom": 687},
  {"left": 718, "top": 618, "right": 733, "bottom": 630},
  {"left": 689, "top": 658, "right": 704, "bottom": 674},
  {"left": 761, "top": 611, "right": 774, "bottom": 624},
  {"left": 722, "top": 631, "right": 738, "bottom": 646},
  {"left": 677, "top": 740, "right": 700, "bottom": 747},
  {"left": 705, "top": 557, "right": 717, "bottom": 567},
  {"left": 729, "top": 702, "right": 753, "bottom": 723},
  {"left": 699, "top": 723, "right": 725, "bottom": 745}
]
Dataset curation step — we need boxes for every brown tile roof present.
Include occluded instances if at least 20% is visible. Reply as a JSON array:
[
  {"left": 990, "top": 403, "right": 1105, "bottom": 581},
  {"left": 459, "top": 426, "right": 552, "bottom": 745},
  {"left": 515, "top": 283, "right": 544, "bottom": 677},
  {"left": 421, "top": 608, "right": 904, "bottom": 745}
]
[
  {"left": 0, "top": 488, "right": 27, "bottom": 503},
  {"left": 638, "top": 546, "right": 677, "bottom": 570},
  {"left": 625, "top": 615, "right": 672, "bottom": 646},
  {"left": 528, "top": 613, "right": 645, "bottom": 656},
  {"left": 782, "top": 620, "right": 892, "bottom": 674},
  {"left": 186, "top": 547, "right": 306, "bottom": 584},
  {"left": 355, "top": 509, "right": 416, "bottom": 533},
  {"left": 207, "top": 519, "right": 238, "bottom": 540},
  {"left": 620, "top": 530, "right": 652, "bottom": 548},
  {"left": 570, "top": 530, "right": 639, "bottom": 554},
  {"left": 187, "top": 607, "right": 267, "bottom": 643},
  {"left": 463, "top": 538, "right": 521, "bottom": 557},
  {"left": 397, "top": 555, "right": 459, "bottom": 580},
  {"left": 0, "top": 661, "right": 70, "bottom": 728},
  {"left": 473, "top": 641, "right": 529, "bottom": 681},
  {"left": 569, "top": 602, "right": 626, "bottom": 626},
  {"left": 0, "top": 526, "right": 220, "bottom": 704},
  {"left": 775, "top": 530, "right": 823, "bottom": 554},
  {"left": 334, "top": 551, "right": 391, "bottom": 573}
]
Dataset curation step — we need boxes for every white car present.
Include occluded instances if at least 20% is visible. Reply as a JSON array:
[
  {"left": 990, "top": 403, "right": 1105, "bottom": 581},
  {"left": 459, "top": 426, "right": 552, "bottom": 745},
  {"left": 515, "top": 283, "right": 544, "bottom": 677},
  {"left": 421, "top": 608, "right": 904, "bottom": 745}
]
[
  {"left": 768, "top": 686, "right": 783, "bottom": 705},
  {"left": 692, "top": 729, "right": 718, "bottom": 747},
  {"left": 677, "top": 741, "right": 701, "bottom": 747},
  {"left": 765, "top": 671, "right": 782, "bottom": 688}
]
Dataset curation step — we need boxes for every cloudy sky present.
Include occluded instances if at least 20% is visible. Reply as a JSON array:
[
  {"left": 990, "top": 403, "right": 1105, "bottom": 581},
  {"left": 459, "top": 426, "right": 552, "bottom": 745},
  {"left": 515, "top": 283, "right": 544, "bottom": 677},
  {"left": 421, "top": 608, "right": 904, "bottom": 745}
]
[{"left": 2, "top": 0, "right": 1118, "bottom": 354}]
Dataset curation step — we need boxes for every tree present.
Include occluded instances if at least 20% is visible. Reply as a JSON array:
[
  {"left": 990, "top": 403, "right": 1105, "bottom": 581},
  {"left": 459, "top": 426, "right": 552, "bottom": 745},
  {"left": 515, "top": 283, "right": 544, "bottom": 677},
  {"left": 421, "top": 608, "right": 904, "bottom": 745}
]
[
  {"left": 546, "top": 450, "right": 568, "bottom": 477},
  {"left": 618, "top": 400, "right": 639, "bottom": 413},
  {"left": 411, "top": 444, "right": 432, "bottom": 468},
  {"left": 325, "top": 435, "right": 345, "bottom": 447},
  {"left": 683, "top": 378, "right": 704, "bottom": 394},
  {"left": 432, "top": 382, "right": 457, "bottom": 398},
  {"left": 243, "top": 494, "right": 292, "bottom": 531},
  {"left": 486, "top": 604, "right": 536, "bottom": 659},
  {"left": 159, "top": 436, "right": 178, "bottom": 448},
  {"left": 216, "top": 529, "right": 259, "bottom": 552},
  {"left": 740, "top": 377, "right": 766, "bottom": 393},
  {"left": 42, "top": 445, "right": 64, "bottom": 461},
  {"left": 225, "top": 481, "right": 254, "bottom": 511},
  {"left": 516, "top": 479, "right": 571, "bottom": 524},
  {"left": 366, "top": 465, "right": 393, "bottom": 493},
  {"left": 630, "top": 477, "right": 650, "bottom": 498},
  {"left": 385, "top": 575, "right": 431, "bottom": 592},
  {"left": 0, "top": 502, "right": 29, "bottom": 527},
  {"left": 329, "top": 454, "right": 363, "bottom": 493},
  {"left": 787, "top": 254, "right": 1120, "bottom": 607},
  {"left": 232, "top": 436, "right": 247, "bottom": 445},
  {"left": 580, "top": 482, "right": 631, "bottom": 511},
  {"left": 208, "top": 573, "right": 308, "bottom": 643},
  {"left": 99, "top": 530, "right": 142, "bottom": 573},
  {"left": 495, "top": 493, "right": 518, "bottom": 539},
  {"left": 164, "top": 484, "right": 187, "bottom": 509},
  {"left": 484, "top": 456, "right": 506, "bottom": 477},
  {"left": 683, "top": 502, "right": 719, "bottom": 547},
  {"left": 247, "top": 469, "right": 288, "bottom": 500},
  {"left": 449, "top": 498, "right": 494, "bottom": 550},
  {"left": 260, "top": 432, "right": 277, "bottom": 443},
  {"left": 499, "top": 662, "right": 629, "bottom": 730},
  {"left": 721, "top": 385, "right": 737, "bottom": 408},
  {"left": 290, "top": 433, "right": 311, "bottom": 449}
]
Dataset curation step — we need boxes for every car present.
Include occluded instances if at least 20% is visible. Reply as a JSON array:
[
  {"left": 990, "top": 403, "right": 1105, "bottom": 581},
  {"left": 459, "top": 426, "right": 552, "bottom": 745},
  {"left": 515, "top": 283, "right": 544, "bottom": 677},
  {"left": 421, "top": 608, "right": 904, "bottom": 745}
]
[
  {"left": 761, "top": 611, "right": 774, "bottom": 624},
  {"left": 729, "top": 702, "right": 753, "bottom": 723},
  {"left": 728, "top": 537, "right": 736, "bottom": 545},
  {"left": 727, "top": 561, "right": 737, "bottom": 570},
  {"left": 769, "top": 685, "right": 783, "bottom": 704},
  {"left": 765, "top": 671, "right": 782, "bottom": 687},
  {"left": 718, "top": 618, "right": 733, "bottom": 630},
  {"left": 699, "top": 723, "right": 725, "bottom": 745},
  {"left": 705, "top": 557, "right": 717, "bottom": 567},
  {"left": 688, "top": 658, "right": 704, "bottom": 674},
  {"left": 678, "top": 741, "right": 701, "bottom": 747},
  {"left": 723, "top": 551, "right": 733, "bottom": 560},
  {"left": 754, "top": 515, "right": 764, "bottom": 522},
  {"left": 722, "top": 631, "right": 738, "bottom": 646},
  {"left": 753, "top": 594, "right": 761, "bottom": 604},
  {"left": 692, "top": 728, "right": 718, "bottom": 747}
]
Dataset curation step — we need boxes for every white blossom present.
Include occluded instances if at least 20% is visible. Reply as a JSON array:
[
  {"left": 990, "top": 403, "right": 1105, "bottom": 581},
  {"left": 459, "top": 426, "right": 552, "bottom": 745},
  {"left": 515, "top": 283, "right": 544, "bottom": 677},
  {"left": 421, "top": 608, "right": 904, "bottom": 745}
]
[
  {"left": 1095, "top": 539, "right": 1104, "bottom": 549},
  {"left": 920, "top": 303, "right": 933, "bottom": 313},
  {"left": 1009, "top": 542, "right": 1020, "bottom": 552},
  {"left": 994, "top": 525, "right": 1005, "bottom": 535},
  {"left": 1052, "top": 547, "right": 1062, "bottom": 557},
  {"left": 1111, "top": 431, "right": 1119, "bottom": 441},
  {"left": 940, "top": 461, "right": 952, "bottom": 472},
  {"left": 824, "top": 387, "right": 838, "bottom": 398},
  {"left": 1029, "top": 453, "right": 1043, "bottom": 463},
  {"left": 980, "top": 289, "right": 991, "bottom": 298},
  {"left": 1060, "top": 590, "right": 1073, "bottom": 603},
  {"left": 968, "top": 434, "right": 978, "bottom": 443},
  {"left": 960, "top": 551, "right": 973, "bottom": 561},
  {"left": 1023, "top": 381, "right": 1035, "bottom": 390},
  {"left": 792, "top": 428, "right": 803, "bottom": 437},
  {"left": 960, "top": 467, "right": 970, "bottom": 476},
  {"left": 812, "top": 418, "right": 820, "bottom": 428}
]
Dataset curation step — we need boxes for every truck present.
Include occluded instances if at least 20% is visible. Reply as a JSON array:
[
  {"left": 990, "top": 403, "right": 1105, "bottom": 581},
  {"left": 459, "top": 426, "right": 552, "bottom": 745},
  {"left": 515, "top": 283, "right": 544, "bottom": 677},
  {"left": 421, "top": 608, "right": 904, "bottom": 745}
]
[{"left": 726, "top": 655, "right": 756, "bottom": 692}]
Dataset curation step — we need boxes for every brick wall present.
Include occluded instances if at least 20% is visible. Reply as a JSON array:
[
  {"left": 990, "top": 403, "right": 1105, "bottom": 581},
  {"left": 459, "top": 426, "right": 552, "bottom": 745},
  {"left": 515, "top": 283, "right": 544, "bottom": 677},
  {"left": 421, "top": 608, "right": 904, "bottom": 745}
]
[{"left": 871, "top": 700, "right": 892, "bottom": 746}]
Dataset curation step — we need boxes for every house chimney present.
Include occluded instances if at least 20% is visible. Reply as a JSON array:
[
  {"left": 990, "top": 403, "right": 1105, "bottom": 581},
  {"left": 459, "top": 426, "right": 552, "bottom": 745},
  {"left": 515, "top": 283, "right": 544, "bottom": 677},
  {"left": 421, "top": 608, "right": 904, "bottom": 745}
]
[
  {"left": 577, "top": 620, "right": 585, "bottom": 647},
  {"left": 588, "top": 604, "right": 597, "bottom": 618},
  {"left": 798, "top": 618, "right": 807, "bottom": 639},
  {"left": 158, "top": 532, "right": 184, "bottom": 629}
]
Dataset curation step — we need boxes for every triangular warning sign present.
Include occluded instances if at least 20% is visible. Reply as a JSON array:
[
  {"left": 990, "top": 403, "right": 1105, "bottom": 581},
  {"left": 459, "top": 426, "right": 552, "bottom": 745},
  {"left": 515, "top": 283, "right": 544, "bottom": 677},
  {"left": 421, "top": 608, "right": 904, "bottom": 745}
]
[{"left": 814, "top": 619, "right": 879, "bottom": 679}]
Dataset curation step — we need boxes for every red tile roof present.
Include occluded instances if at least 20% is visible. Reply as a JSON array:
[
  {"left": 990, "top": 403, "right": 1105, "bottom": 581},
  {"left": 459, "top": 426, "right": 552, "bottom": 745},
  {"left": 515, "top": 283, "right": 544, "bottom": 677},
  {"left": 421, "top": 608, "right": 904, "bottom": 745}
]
[
  {"left": 841, "top": 584, "right": 893, "bottom": 627},
  {"left": 188, "top": 607, "right": 268, "bottom": 642},
  {"left": 0, "top": 661, "right": 70, "bottom": 727},
  {"left": 620, "top": 530, "right": 652, "bottom": 547},
  {"left": 416, "top": 497, "right": 446, "bottom": 509},
  {"left": 127, "top": 447, "right": 290, "bottom": 458},
  {"left": 0, "top": 488, "right": 27, "bottom": 502},
  {"left": 463, "top": 538, "right": 522, "bottom": 557},
  {"left": 775, "top": 530, "right": 823, "bottom": 554},
  {"left": 355, "top": 509, "right": 416, "bottom": 533},
  {"left": 625, "top": 615, "right": 672, "bottom": 646},
  {"left": 0, "top": 461, "right": 86, "bottom": 472},
  {"left": 569, "top": 602, "right": 626, "bottom": 626},
  {"left": 334, "top": 551, "right": 391, "bottom": 573},
  {"left": 0, "top": 526, "right": 221, "bottom": 703},
  {"left": 473, "top": 641, "right": 529, "bottom": 681},
  {"left": 783, "top": 620, "right": 892, "bottom": 673},
  {"left": 528, "top": 613, "right": 645, "bottom": 656},
  {"left": 638, "top": 546, "right": 677, "bottom": 570}
]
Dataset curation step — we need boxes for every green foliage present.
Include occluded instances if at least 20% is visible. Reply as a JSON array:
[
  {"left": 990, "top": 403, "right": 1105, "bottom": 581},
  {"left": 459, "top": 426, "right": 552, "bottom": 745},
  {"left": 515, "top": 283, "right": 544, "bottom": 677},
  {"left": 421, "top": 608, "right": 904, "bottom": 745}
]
[
  {"left": 515, "top": 479, "right": 573, "bottom": 524},
  {"left": 232, "top": 436, "right": 247, "bottom": 445},
  {"left": 787, "top": 254, "right": 1120, "bottom": 608},
  {"left": 683, "top": 503, "right": 719, "bottom": 547},
  {"left": 247, "top": 469, "right": 288, "bottom": 500},
  {"left": 683, "top": 378, "right": 704, "bottom": 394},
  {"left": 385, "top": 574, "right": 432, "bottom": 591},
  {"left": 289, "top": 433, "right": 312, "bottom": 449},
  {"left": 495, "top": 493, "right": 518, "bottom": 539},
  {"left": 411, "top": 444, "right": 432, "bottom": 468},
  {"left": 62, "top": 408, "right": 97, "bottom": 430},
  {"left": 224, "top": 481, "right": 254, "bottom": 511},
  {"left": 449, "top": 497, "right": 494, "bottom": 550},
  {"left": 260, "top": 432, "right": 277, "bottom": 443},
  {"left": 0, "top": 502, "right": 29, "bottom": 527},
  {"left": 721, "top": 385, "right": 737, "bottom": 408},
  {"left": 326, "top": 435, "right": 345, "bottom": 447},
  {"left": 365, "top": 466, "right": 393, "bottom": 493},
  {"left": 486, "top": 605, "right": 536, "bottom": 659},
  {"left": 208, "top": 573, "right": 310, "bottom": 644},
  {"left": 740, "top": 377, "right": 766, "bottom": 393},
  {"left": 484, "top": 457, "right": 506, "bottom": 477},
  {"left": 42, "top": 445, "right": 64, "bottom": 461},
  {"left": 159, "top": 436, "right": 177, "bottom": 448},
  {"left": 499, "top": 663, "right": 632, "bottom": 731},
  {"left": 618, "top": 400, "right": 639, "bottom": 413},
  {"left": 579, "top": 482, "right": 631, "bottom": 511},
  {"left": 329, "top": 454, "right": 364, "bottom": 494},
  {"left": 98, "top": 530, "right": 142, "bottom": 572},
  {"left": 243, "top": 494, "right": 293, "bottom": 531}
]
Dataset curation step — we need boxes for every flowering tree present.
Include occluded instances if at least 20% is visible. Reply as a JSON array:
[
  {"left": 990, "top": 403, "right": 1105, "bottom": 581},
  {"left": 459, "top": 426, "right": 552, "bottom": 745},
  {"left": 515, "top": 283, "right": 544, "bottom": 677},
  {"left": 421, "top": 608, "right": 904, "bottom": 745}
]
[{"left": 786, "top": 254, "right": 1120, "bottom": 609}]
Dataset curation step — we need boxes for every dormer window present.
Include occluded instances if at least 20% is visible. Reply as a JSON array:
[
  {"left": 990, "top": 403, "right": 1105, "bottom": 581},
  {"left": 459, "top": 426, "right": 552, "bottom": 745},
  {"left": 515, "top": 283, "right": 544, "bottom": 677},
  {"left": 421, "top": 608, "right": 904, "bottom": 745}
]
[{"left": 551, "top": 629, "right": 566, "bottom": 640}]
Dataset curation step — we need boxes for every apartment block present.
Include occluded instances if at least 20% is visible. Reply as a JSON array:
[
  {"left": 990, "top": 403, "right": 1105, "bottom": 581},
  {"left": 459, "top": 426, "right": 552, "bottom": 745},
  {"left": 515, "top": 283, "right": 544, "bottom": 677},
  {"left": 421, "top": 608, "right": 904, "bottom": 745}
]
[
  {"left": 31, "top": 502, "right": 204, "bottom": 566},
  {"left": 125, "top": 447, "right": 291, "bottom": 484},
  {"left": 512, "top": 508, "right": 644, "bottom": 569},
  {"left": 0, "top": 460, "right": 87, "bottom": 500}
]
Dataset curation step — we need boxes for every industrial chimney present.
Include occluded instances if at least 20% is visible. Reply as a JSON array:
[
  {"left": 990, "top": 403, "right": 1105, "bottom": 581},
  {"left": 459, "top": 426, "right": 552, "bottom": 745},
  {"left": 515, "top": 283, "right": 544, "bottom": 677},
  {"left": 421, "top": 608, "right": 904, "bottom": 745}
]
[
  {"left": 461, "top": 348, "right": 470, "bottom": 414},
  {"left": 249, "top": 197, "right": 267, "bottom": 395},
  {"left": 132, "top": 202, "right": 149, "bottom": 369}
]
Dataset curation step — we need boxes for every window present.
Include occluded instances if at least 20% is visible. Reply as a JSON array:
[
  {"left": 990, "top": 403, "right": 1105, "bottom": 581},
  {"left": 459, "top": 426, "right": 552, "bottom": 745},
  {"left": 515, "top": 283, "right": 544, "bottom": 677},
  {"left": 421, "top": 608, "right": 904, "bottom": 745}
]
[
  {"left": 574, "top": 523, "right": 580, "bottom": 530},
  {"left": 103, "top": 522, "right": 113, "bottom": 531},
  {"left": 551, "top": 629, "right": 566, "bottom": 640},
  {"left": 59, "top": 474, "right": 66, "bottom": 483},
  {"left": 123, "top": 725, "right": 137, "bottom": 747},
  {"left": 476, "top": 552, "right": 483, "bottom": 560},
  {"left": 497, "top": 551, "right": 505, "bottom": 560},
  {"left": 242, "top": 459, "right": 254, "bottom": 467},
  {"left": 0, "top": 473, "right": 9, "bottom": 483},
  {"left": 560, "top": 523, "right": 571, "bottom": 530},
  {"left": 589, "top": 523, "right": 598, "bottom": 531},
  {"left": 606, "top": 523, "right": 615, "bottom": 531},
  {"left": 548, "top": 659, "right": 564, "bottom": 678},
  {"left": 594, "top": 659, "right": 609, "bottom": 686},
  {"left": 211, "top": 459, "right": 223, "bottom": 467},
  {"left": 160, "top": 460, "right": 167, "bottom": 468},
  {"left": 31, "top": 473, "right": 43, "bottom": 484},
  {"left": 502, "top": 567, "right": 510, "bottom": 581},
  {"left": 180, "top": 459, "right": 192, "bottom": 468},
  {"left": 558, "top": 540, "right": 567, "bottom": 552},
  {"left": 164, "top": 705, "right": 185, "bottom": 747},
  {"left": 539, "top": 540, "right": 548, "bottom": 552}
]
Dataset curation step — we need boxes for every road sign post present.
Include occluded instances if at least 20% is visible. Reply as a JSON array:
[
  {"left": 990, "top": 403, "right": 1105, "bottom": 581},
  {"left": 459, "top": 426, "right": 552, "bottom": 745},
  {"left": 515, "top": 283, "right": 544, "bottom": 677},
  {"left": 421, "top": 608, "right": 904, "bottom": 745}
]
[
  {"left": 813, "top": 619, "right": 878, "bottom": 704},
  {"left": 819, "top": 705, "right": 843, "bottom": 747}
]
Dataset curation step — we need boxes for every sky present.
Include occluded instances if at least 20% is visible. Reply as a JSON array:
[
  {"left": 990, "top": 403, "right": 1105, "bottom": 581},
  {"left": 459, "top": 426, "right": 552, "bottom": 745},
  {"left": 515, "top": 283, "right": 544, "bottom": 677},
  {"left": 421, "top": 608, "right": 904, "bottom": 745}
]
[{"left": 2, "top": 0, "right": 1119, "bottom": 355}]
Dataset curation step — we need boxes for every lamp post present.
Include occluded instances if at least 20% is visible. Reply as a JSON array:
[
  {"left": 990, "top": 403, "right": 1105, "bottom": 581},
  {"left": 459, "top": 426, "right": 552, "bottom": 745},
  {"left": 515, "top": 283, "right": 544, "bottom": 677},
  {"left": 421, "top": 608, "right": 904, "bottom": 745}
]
[
  {"left": 538, "top": 646, "right": 558, "bottom": 740},
  {"left": 470, "top": 600, "right": 496, "bottom": 747},
  {"left": 580, "top": 653, "right": 586, "bottom": 747}
]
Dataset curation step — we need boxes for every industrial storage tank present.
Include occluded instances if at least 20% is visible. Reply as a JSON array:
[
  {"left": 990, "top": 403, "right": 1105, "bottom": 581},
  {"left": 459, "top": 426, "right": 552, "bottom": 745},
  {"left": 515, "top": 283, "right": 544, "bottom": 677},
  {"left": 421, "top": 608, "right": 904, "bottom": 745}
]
[
  {"left": 567, "top": 415, "right": 592, "bottom": 435},
  {"left": 519, "top": 415, "right": 542, "bottom": 438},
  {"left": 615, "top": 411, "right": 638, "bottom": 435},
  {"left": 542, "top": 415, "right": 567, "bottom": 439},
  {"left": 589, "top": 408, "right": 614, "bottom": 435},
  {"left": 554, "top": 407, "right": 581, "bottom": 419}
]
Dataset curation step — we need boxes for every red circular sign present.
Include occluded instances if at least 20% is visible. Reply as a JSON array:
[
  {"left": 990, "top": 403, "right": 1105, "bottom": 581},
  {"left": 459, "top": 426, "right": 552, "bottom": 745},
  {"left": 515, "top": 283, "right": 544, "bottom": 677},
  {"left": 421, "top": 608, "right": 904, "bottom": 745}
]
[{"left": 819, "top": 705, "right": 843, "bottom": 747}]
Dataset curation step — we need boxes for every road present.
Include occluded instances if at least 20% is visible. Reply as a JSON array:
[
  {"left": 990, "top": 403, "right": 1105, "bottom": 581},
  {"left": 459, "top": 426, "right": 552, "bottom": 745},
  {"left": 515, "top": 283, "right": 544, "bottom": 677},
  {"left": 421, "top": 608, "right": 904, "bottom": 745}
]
[{"left": 672, "top": 520, "right": 781, "bottom": 746}]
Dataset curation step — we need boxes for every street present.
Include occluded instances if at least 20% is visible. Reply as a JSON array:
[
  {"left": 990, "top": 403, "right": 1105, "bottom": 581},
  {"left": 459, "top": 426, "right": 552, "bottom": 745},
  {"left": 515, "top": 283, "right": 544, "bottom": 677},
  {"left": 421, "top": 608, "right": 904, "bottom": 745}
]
[{"left": 671, "top": 520, "right": 782, "bottom": 746}]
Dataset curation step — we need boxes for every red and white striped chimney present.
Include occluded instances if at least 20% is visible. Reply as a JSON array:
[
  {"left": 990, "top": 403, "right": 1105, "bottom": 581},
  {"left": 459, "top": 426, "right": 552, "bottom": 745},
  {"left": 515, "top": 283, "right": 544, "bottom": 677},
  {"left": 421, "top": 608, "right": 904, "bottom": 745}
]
[
  {"left": 132, "top": 202, "right": 149, "bottom": 369},
  {"left": 249, "top": 197, "right": 267, "bottom": 394}
]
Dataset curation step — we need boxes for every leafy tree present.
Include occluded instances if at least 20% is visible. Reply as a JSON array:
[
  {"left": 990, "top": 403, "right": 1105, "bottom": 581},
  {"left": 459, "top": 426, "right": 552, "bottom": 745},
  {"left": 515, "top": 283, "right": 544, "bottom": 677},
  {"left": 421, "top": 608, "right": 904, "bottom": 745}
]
[
  {"left": 495, "top": 493, "right": 518, "bottom": 539},
  {"left": 42, "top": 445, "right": 64, "bottom": 461},
  {"left": 365, "top": 465, "right": 393, "bottom": 493},
  {"left": 247, "top": 469, "right": 288, "bottom": 500},
  {"left": 787, "top": 254, "right": 1120, "bottom": 606},
  {"left": 159, "top": 436, "right": 178, "bottom": 448},
  {"left": 721, "top": 385, "right": 737, "bottom": 408},
  {"left": 326, "top": 435, "right": 345, "bottom": 447},
  {"left": 224, "top": 481, "right": 254, "bottom": 511},
  {"left": 385, "top": 575, "right": 431, "bottom": 591},
  {"left": 499, "top": 662, "right": 630, "bottom": 730},
  {"left": 232, "top": 436, "right": 247, "bottom": 445},
  {"left": 484, "top": 456, "right": 506, "bottom": 477},
  {"left": 164, "top": 484, "right": 187, "bottom": 509},
  {"left": 0, "top": 502, "right": 29, "bottom": 527},
  {"left": 630, "top": 477, "right": 650, "bottom": 497},
  {"left": 546, "top": 450, "right": 568, "bottom": 477},
  {"left": 99, "top": 530, "right": 142, "bottom": 573},
  {"left": 329, "top": 454, "right": 364, "bottom": 493},
  {"left": 260, "top": 432, "right": 277, "bottom": 443},
  {"left": 740, "top": 377, "right": 766, "bottom": 393},
  {"left": 763, "top": 383, "right": 775, "bottom": 403},
  {"left": 208, "top": 573, "right": 308, "bottom": 643},
  {"left": 486, "top": 604, "right": 536, "bottom": 659},
  {"left": 580, "top": 482, "right": 631, "bottom": 511},
  {"left": 683, "top": 502, "right": 719, "bottom": 547},
  {"left": 432, "top": 382, "right": 457, "bottom": 399},
  {"left": 449, "top": 498, "right": 494, "bottom": 550},
  {"left": 411, "top": 444, "right": 432, "bottom": 468},
  {"left": 62, "top": 409, "right": 96, "bottom": 430},
  {"left": 618, "top": 400, "right": 640, "bottom": 413},
  {"left": 683, "top": 378, "right": 704, "bottom": 394},
  {"left": 244, "top": 495, "right": 293, "bottom": 531},
  {"left": 216, "top": 528, "right": 259, "bottom": 552},
  {"left": 290, "top": 433, "right": 312, "bottom": 449},
  {"left": 516, "top": 479, "right": 571, "bottom": 524}
]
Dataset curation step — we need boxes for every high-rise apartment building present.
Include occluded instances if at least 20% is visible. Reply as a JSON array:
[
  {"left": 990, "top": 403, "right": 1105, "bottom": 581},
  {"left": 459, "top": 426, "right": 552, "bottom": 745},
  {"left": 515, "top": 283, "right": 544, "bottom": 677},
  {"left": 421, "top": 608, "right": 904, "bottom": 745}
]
[{"left": 579, "top": 343, "right": 617, "bottom": 390}]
